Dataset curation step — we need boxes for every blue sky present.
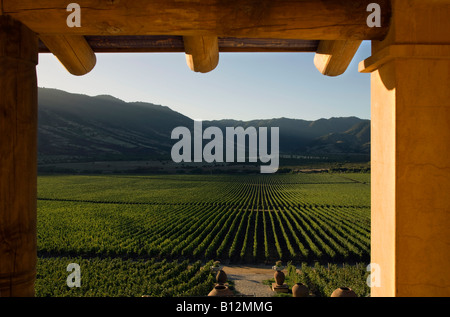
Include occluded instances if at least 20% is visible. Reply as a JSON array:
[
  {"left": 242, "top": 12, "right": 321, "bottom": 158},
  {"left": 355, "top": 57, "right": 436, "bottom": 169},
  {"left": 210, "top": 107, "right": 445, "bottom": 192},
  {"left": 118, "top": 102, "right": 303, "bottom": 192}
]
[{"left": 37, "top": 41, "right": 372, "bottom": 122}]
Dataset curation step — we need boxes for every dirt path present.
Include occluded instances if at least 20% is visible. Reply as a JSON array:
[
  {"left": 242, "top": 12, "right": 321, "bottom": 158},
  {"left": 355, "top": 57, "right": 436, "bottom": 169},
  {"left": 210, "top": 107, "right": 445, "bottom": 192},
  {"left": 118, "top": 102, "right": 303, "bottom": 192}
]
[{"left": 221, "top": 265, "right": 278, "bottom": 297}]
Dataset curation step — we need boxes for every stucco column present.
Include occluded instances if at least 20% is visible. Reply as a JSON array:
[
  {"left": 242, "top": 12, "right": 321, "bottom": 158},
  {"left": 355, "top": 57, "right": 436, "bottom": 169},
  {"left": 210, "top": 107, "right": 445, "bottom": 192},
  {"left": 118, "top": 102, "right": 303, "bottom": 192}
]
[{"left": 360, "top": 0, "right": 450, "bottom": 297}]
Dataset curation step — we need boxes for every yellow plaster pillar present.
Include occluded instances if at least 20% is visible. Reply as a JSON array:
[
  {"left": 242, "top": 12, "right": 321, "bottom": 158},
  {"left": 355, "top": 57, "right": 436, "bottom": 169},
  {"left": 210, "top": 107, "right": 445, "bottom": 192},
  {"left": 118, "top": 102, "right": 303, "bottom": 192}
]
[{"left": 360, "top": 0, "right": 450, "bottom": 297}]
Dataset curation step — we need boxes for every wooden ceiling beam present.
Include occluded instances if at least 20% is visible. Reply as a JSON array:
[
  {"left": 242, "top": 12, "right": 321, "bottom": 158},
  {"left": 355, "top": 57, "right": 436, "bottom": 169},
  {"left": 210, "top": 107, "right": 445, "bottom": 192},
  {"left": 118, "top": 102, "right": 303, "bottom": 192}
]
[
  {"left": 38, "top": 37, "right": 320, "bottom": 53},
  {"left": 39, "top": 35, "right": 96, "bottom": 76},
  {"left": 314, "top": 40, "right": 363, "bottom": 76},
  {"left": 3, "top": 0, "right": 390, "bottom": 41},
  {"left": 183, "top": 36, "right": 219, "bottom": 73}
]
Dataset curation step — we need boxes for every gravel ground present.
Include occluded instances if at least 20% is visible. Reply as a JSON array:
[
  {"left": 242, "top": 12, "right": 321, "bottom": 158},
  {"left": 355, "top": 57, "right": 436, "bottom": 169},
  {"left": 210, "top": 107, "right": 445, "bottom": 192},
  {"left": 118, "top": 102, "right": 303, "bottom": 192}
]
[{"left": 221, "top": 265, "right": 279, "bottom": 297}]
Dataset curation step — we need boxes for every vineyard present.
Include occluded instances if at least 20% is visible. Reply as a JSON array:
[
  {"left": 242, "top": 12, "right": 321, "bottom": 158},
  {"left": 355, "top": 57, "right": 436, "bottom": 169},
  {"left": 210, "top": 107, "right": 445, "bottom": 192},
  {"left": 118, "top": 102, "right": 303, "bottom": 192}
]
[
  {"left": 36, "top": 173, "right": 371, "bottom": 296},
  {"left": 265, "top": 262, "right": 371, "bottom": 297}
]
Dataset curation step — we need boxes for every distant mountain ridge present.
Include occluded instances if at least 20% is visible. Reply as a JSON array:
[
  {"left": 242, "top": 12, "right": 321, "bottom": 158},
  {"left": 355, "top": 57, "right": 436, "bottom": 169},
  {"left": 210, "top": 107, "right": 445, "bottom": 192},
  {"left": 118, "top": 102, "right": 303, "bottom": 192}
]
[{"left": 38, "top": 87, "right": 370, "bottom": 164}]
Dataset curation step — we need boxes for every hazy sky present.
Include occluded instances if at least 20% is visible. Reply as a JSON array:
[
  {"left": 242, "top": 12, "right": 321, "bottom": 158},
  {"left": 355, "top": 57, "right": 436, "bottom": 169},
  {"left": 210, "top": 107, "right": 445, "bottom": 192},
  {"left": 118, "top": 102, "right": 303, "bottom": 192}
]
[{"left": 37, "top": 41, "right": 372, "bottom": 122}]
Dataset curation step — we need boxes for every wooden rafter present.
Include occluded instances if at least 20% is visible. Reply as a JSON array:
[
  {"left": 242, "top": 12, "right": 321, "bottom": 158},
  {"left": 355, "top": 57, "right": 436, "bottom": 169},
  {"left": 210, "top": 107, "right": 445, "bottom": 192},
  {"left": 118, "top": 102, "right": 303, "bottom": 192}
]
[
  {"left": 39, "top": 35, "right": 96, "bottom": 76},
  {"left": 183, "top": 36, "right": 219, "bottom": 73},
  {"left": 314, "top": 40, "right": 363, "bottom": 76}
]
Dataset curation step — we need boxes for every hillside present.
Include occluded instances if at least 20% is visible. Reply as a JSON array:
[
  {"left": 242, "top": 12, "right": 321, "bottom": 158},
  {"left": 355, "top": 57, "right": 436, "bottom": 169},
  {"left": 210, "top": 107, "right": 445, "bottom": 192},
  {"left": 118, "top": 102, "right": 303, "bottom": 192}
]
[
  {"left": 38, "top": 87, "right": 370, "bottom": 165},
  {"left": 38, "top": 88, "right": 192, "bottom": 163}
]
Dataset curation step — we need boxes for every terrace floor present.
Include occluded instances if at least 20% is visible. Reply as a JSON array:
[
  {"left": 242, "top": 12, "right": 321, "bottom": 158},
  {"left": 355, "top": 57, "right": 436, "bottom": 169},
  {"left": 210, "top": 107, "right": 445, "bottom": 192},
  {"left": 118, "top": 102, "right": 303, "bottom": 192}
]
[{"left": 224, "top": 265, "right": 277, "bottom": 297}]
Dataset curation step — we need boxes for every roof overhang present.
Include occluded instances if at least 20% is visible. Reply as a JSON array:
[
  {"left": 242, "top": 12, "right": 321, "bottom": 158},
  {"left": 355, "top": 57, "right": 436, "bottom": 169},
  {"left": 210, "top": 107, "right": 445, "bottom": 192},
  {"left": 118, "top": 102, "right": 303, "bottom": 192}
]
[{"left": 2, "top": 0, "right": 391, "bottom": 75}]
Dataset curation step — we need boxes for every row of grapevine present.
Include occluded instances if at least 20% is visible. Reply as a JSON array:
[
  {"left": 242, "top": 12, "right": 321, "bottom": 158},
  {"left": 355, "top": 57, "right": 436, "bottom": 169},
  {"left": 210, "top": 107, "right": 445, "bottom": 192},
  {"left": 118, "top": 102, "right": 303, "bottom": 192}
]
[
  {"left": 285, "top": 262, "right": 370, "bottom": 297},
  {"left": 38, "top": 173, "right": 371, "bottom": 263},
  {"left": 36, "top": 256, "right": 216, "bottom": 297}
]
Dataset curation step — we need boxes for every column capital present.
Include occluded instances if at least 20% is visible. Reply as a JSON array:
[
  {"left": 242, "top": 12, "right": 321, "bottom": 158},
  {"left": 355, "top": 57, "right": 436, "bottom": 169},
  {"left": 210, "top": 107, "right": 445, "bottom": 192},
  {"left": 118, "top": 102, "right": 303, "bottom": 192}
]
[
  {"left": 359, "top": 0, "right": 450, "bottom": 73},
  {"left": 359, "top": 44, "right": 450, "bottom": 73}
]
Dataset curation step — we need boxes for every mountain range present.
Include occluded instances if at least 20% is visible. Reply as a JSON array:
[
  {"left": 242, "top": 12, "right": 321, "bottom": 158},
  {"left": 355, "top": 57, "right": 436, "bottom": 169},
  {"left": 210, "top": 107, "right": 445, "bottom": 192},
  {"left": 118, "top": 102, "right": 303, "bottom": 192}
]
[{"left": 37, "top": 87, "right": 370, "bottom": 164}]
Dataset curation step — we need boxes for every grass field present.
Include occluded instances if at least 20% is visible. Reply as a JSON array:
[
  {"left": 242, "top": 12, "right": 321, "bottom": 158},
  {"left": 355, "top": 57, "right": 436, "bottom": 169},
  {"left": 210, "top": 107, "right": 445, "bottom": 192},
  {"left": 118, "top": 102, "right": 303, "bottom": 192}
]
[{"left": 36, "top": 172, "right": 371, "bottom": 297}]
